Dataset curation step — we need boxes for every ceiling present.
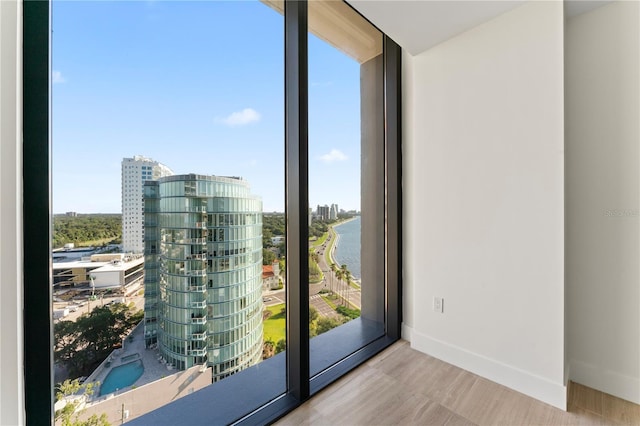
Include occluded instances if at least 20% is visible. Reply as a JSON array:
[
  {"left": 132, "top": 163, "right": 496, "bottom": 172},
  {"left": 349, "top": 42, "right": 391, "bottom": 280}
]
[{"left": 347, "top": 0, "right": 613, "bottom": 56}]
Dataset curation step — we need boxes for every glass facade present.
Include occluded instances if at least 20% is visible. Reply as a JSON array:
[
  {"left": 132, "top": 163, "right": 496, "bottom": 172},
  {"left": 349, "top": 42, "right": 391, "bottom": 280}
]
[{"left": 144, "top": 174, "right": 263, "bottom": 381}]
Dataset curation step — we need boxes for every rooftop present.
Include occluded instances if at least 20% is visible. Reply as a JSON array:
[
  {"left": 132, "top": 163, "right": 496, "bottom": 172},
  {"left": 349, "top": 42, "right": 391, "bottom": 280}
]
[{"left": 52, "top": 255, "right": 144, "bottom": 273}]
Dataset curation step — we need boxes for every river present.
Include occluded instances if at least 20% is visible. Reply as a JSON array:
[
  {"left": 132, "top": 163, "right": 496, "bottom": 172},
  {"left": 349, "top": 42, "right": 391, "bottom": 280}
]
[{"left": 332, "top": 216, "right": 361, "bottom": 280}]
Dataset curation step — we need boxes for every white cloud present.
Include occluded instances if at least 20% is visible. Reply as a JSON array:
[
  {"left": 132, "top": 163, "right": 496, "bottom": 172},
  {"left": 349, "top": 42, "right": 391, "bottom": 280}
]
[
  {"left": 319, "top": 149, "right": 348, "bottom": 163},
  {"left": 52, "top": 70, "right": 66, "bottom": 84},
  {"left": 216, "top": 108, "right": 261, "bottom": 127}
]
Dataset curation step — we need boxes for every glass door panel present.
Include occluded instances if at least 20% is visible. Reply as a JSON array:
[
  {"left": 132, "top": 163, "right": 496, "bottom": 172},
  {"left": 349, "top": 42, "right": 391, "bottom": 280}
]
[
  {"left": 51, "top": 1, "right": 285, "bottom": 422},
  {"left": 307, "top": 0, "right": 385, "bottom": 376}
]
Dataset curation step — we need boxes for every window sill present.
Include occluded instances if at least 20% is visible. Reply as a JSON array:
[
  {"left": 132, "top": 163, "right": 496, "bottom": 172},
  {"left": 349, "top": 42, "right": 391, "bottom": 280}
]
[{"left": 128, "top": 320, "right": 396, "bottom": 425}]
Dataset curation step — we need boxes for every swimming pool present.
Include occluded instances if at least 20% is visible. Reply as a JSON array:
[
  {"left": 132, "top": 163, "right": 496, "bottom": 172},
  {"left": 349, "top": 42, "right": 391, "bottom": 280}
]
[{"left": 99, "top": 359, "right": 144, "bottom": 396}]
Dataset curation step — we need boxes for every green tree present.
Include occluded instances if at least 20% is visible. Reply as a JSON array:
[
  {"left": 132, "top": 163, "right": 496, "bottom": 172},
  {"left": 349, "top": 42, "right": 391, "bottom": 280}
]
[
  {"left": 308, "top": 254, "right": 322, "bottom": 283},
  {"left": 263, "top": 339, "right": 276, "bottom": 359},
  {"left": 55, "top": 379, "right": 110, "bottom": 426},
  {"left": 54, "top": 303, "right": 143, "bottom": 377},
  {"left": 275, "top": 338, "right": 286, "bottom": 354},
  {"left": 334, "top": 266, "right": 347, "bottom": 306},
  {"left": 53, "top": 214, "right": 121, "bottom": 248},
  {"left": 330, "top": 263, "right": 337, "bottom": 293},
  {"left": 309, "top": 306, "right": 319, "bottom": 323},
  {"left": 262, "top": 213, "right": 285, "bottom": 247},
  {"left": 317, "top": 317, "right": 341, "bottom": 335},
  {"left": 309, "top": 220, "right": 330, "bottom": 239},
  {"left": 79, "top": 416, "right": 111, "bottom": 426},
  {"left": 337, "top": 305, "right": 361, "bottom": 320},
  {"left": 308, "top": 306, "right": 319, "bottom": 337},
  {"left": 262, "top": 248, "right": 276, "bottom": 265},
  {"left": 339, "top": 264, "right": 351, "bottom": 306},
  {"left": 262, "top": 228, "right": 274, "bottom": 248}
]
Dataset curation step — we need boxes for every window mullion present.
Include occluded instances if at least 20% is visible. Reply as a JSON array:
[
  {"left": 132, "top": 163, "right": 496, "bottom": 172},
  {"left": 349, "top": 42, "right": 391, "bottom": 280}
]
[
  {"left": 284, "top": 0, "right": 310, "bottom": 401},
  {"left": 383, "top": 35, "right": 402, "bottom": 340},
  {"left": 23, "top": 0, "right": 54, "bottom": 423}
]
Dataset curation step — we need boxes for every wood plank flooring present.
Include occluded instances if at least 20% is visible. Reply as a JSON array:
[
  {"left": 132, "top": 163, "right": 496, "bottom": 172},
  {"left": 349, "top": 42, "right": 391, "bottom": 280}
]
[{"left": 275, "top": 340, "right": 640, "bottom": 425}]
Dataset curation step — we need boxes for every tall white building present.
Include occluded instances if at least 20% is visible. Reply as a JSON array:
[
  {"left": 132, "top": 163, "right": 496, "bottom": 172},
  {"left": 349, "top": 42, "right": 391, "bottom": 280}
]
[
  {"left": 330, "top": 203, "right": 339, "bottom": 220},
  {"left": 121, "top": 156, "right": 173, "bottom": 253},
  {"left": 316, "top": 204, "right": 330, "bottom": 221}
]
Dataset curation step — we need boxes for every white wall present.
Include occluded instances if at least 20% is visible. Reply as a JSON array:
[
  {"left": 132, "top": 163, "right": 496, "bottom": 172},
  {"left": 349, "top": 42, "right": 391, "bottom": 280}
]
[
  {"left": 0, "top": 0, "right": 24, "bottom": 424},
  {"left": 402, "top": 1, "right": 566, "bottom": 409},
  {"left": 93, "top": 270, "right": 123, "bottom": 288},
  {"left": 566, "top": 1, "right": 640, "bottom": 404}
]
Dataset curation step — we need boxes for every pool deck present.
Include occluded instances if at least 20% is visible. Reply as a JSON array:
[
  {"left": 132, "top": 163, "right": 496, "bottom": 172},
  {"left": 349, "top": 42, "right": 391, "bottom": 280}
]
[
  {"left": 74, "top": 324, "right": 212, "bottom": 424},
  {"left": 86, "top": 322, "right": 179, "bottom": 401}
]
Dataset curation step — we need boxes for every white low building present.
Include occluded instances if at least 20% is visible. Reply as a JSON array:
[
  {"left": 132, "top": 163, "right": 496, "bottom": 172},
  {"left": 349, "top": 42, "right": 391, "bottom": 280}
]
[{"left": 53, "top": 254, "right": 144, "bottom": 296}]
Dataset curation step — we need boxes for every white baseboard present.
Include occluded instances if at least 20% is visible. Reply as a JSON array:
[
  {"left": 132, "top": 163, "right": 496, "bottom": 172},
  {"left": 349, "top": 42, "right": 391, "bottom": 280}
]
[
  {"left": 570, "top": 359, "right": 640, "bottom": 405},
  {"left": 401, "top": 323, "right": 413, "bottom": 342},
  {"left": 410, "top": 329, "right": 567, "bottom": 410}
]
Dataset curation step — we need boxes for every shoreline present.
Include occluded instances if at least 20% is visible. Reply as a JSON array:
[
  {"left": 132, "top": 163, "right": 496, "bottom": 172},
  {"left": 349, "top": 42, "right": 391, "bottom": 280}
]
[
  {"left": 328, "top": 216, "right": 360, "bottom": 281},
  {"left": 331, "top": 215, "right": 358, "bottom": 230},
  {"left": 327, "top": 217, "right": 355, "bottom": 267}
]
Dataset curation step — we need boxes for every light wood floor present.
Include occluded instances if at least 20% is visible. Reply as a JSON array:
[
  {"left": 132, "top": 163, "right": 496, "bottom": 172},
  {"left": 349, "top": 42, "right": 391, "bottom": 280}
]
[{"left": 276, "top": 340, "right": 640, "bottom": 425}]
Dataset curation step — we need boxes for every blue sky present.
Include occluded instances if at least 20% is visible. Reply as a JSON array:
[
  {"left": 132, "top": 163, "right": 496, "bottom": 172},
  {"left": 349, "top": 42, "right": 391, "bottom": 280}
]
[{"left": 52, "top": 0, "right": 362, "bottom": 214}]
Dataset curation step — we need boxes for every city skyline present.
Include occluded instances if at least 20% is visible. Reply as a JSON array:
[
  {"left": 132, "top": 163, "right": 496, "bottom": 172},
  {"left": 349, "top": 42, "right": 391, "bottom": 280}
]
[{"left": 52, "top": 1, "right": 363, "bottom": 214}]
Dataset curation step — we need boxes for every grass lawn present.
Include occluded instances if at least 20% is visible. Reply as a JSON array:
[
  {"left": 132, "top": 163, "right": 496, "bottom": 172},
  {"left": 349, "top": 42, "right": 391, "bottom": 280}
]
[
  {"left": 324, "top": 236, "right": 334, "bottom": 267},
  {"left": 310, "top": 231, "right": 329, "bottom": 247},
  {"left": 263, "top": 303, "right": 286, "bottom": 343},
  {"left": 309, "top": 250, "right": 324, "bottom": 283},
  {"left": 321, "top": 295, "right": 337, "bottom": 310},
  {"left": 324, "top": 227, "right": 341, "bottom": 268}
]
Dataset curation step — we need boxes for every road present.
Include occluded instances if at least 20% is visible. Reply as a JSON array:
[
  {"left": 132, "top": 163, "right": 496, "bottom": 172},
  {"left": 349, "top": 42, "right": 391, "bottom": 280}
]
[
  {"left": 262, "top": 289, "right": 285, "bottom": 307},
  {"left": 310, "top": 294, "right": 341, "bottom": 319},
  {"left": 54, "top": 294, "right": 145, "bottom": 323},
  {"left": 262, "top": 282, "right": 344, "bottom": 320},
  {"left": 262, "top": 222, "right": 363, "bottom": 316},
  {"left": 313, "top": 225, "right": 361, "bottom": 309}
]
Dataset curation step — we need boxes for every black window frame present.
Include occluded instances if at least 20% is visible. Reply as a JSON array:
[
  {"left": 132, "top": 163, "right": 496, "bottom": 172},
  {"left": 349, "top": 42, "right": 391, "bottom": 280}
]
[{"left": 22, "top": 0, "right": 401, "bottom": 424}]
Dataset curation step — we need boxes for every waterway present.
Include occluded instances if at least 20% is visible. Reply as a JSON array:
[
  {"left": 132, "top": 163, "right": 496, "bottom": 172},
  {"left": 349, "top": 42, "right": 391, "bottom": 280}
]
[{"left": 333, "top": 216, "right": 361, "bottom": 280}]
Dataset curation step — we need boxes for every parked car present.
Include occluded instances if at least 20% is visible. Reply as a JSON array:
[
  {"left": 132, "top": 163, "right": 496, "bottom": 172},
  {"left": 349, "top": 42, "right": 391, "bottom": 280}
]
[{"left": 53, "top": 309, "right": 69, "bottom": 319}]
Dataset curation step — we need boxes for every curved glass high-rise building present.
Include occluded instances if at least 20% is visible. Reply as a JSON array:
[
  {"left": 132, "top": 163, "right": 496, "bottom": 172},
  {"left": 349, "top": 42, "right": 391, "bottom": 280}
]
[{"left": 143, "top": 174, "right": 263, "bottom": 381}]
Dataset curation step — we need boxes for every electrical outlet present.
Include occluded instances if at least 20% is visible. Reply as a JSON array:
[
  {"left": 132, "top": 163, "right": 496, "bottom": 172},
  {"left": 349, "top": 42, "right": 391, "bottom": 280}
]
[{"left": 433, "top": 297, "right": 444, "bottom": 313}]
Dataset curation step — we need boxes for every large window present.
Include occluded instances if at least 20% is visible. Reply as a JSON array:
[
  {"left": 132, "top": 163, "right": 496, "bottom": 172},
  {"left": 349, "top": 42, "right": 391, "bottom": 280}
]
[
  {"left": 307, "top": 0, "right": 387, "bottom": 377},
  {"left": 23, "top": 0, "right": 400, "bottom": 424}
]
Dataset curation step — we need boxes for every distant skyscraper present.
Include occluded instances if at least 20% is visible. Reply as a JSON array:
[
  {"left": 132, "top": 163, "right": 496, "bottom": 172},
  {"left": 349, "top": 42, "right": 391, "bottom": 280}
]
[
  {"left": 330, "top": 204, "right": 338, "bottom": 220},
  {"left": 317, "top": 204, "right": 330, "bottom": 221},
  {"left": 143, "top": 174, "right": 263, "bottom": 381},
  {"left": 121, "top": 156, "right": 173, "bottom": 253}
]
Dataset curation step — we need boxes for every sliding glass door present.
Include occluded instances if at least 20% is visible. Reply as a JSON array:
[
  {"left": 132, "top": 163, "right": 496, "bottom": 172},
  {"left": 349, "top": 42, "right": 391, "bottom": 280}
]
[{"left": 307, "top": 0, "right": 386, "bottom": 377}]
